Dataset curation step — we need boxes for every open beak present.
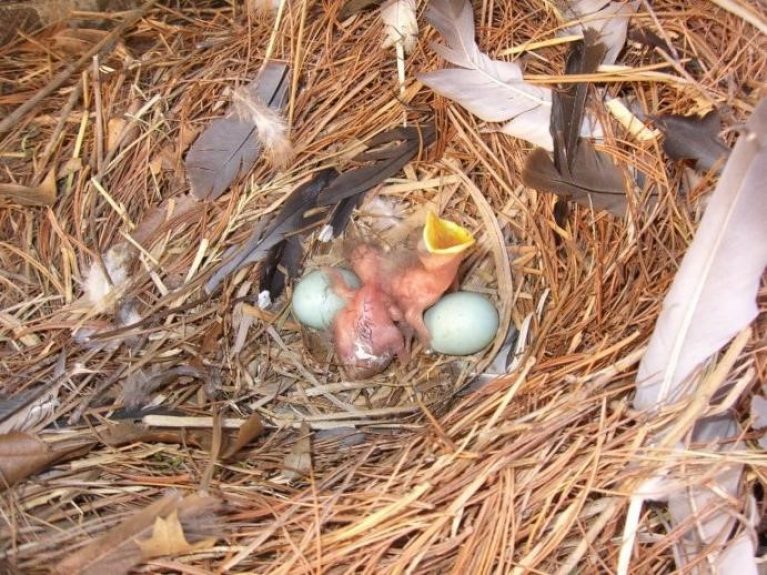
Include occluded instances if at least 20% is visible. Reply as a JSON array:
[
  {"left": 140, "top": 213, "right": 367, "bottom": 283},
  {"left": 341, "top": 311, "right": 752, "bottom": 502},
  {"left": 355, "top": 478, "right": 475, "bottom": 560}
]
[{"left": 422, "top": 211, "right": 475, "bottom": 255}]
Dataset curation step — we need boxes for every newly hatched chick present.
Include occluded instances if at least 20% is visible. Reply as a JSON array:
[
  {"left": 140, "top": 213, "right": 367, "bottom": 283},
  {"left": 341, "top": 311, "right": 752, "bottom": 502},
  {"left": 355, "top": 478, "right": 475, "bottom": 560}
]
[
  {"left": 349, "top": 211, "right": 475, "bottom": 344},
  {"left": 325, "top": 268, "right": 405, "bottom": 378}
]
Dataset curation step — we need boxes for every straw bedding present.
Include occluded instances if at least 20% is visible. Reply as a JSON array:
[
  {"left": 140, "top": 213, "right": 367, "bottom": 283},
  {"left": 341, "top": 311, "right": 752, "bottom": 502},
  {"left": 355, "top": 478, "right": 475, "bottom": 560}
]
[{"left": 0, "top": 0, "right": 765, "bottom": 573}]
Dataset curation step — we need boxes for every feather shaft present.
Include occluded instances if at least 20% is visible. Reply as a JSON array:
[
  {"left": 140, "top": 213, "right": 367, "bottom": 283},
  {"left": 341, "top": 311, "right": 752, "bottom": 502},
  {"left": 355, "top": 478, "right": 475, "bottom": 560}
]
[{"left": 634, "top": 98, "right": 767, "bottom": 410}]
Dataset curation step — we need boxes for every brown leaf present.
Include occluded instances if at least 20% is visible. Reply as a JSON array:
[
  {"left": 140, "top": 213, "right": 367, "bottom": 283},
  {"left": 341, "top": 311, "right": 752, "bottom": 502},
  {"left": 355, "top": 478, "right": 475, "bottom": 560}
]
[
  {"left": 99, "top": 422, "right": 208, "bottom": 448},
  {"left": 54, "top": 492, "right": 220, "bottom": 575},
  {"left": 52, "top": 28, "right": 109, "bottom": 55},
  {"left": 222, "top": 412, "right": 265, "bottom": 460},
  {"left": 131, "top": 193, "right": 200, "bottom": 249},
  {"left": 107, "top": 117, "right": 127, "bottom": 152},
  {"left": 282, "top": 423, "right": 312, "bottom": 481},
  {"left": 136, "top": 509, "right": 215, "bottom": 558},
  {"left": 0, "top": 431, "right": 92, "bottom": 490},
  {"left": 0, "top": 169, "right": 57, "bottom": 207}
]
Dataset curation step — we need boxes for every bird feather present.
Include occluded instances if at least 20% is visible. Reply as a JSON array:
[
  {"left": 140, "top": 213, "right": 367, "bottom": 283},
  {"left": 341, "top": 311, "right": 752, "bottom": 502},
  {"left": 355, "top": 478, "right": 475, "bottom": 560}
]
[
  {"left": 653, "top": 111, "right": 730, "bottom": 173},
  {"left": 380, "top": 0, "right": 418, "bottom": 53},
  {"left": 634, "top": 99, "right": 767, "bottom": 409},
  {"left": 561, "top": 0, "right": 637, "bottom": 65},
  {"left": 185, "top": 63, "right": 289, "bottom": 200},
  {"left": 418, "top": 0, "right": 553, "bottom": 150}
]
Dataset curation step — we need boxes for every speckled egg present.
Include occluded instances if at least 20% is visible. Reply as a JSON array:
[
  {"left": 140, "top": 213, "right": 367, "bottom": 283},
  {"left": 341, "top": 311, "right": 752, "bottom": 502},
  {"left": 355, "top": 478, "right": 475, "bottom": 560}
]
[
  {"left": 291, "top": 268, "right": 360, "bottom": 330},
  {"left": 424, "top": 291, "right": 499, "bottom": 355}
]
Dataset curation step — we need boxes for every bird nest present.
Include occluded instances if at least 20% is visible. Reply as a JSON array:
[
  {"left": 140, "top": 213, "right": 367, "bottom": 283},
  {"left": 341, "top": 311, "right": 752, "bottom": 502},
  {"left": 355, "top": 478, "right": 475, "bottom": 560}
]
[{"left": 0, "top": 0, "right": 765, "bottom": 573}]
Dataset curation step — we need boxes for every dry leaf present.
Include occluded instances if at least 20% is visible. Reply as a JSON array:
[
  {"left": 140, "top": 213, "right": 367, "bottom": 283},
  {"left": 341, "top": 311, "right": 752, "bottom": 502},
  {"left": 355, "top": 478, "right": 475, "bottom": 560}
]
[
  {"left": 222, "top": 412, "right": 265, "bottom": 460},
  {"left": 99, "top": 421, "right": 208, "bottom": 449},
  {"left": 51, "top": 28, "right": 109, "bottom": 54},
  {"left": 0, "top": 431, "right": 93, "bottom": 490},
  {"left": 185, "top": 62, "right": 290, "bottom": 200},
  {"left": 107, "top": 117, "right": 127, "bottom": 152},
  {"left": 54, "top": 492, "right": 220, "bottom": 575},
  {"left": 131, "top": 193, "right": 200, "bottom": 249},
  {"left": 136, "top": 509, "right": 216, "bottom": 558},
  {"left": 0, "top": 169, "right": 57, "bottom": 206},
  {"left": 282, "top": 423, "right": 312, "bottom": 481},
  {"left": 418, "top": 0, "right": 554, "bottom": 150}
]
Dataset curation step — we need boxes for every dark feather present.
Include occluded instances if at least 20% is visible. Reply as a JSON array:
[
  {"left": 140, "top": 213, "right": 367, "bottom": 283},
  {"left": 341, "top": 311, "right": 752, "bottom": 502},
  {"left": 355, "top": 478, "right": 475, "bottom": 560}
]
[
  {"left": 316, "top": 124, "right": 436, "bottom": 206},
  {"left": 339, "top": 0, "right": 386, "bottom": 19},
  {"left": 205, "top": 125, "right": 435, "bottom": 293},
  {"left": 551, "top": 29, "right": 606, "bottom": 173},
  {"left": 653, "top": 111, "right": 730, "bottom": 172},
  {"left": 628, "top": 27, "right": 677, "bottom": 57},
  {"left": 313, "top": 124, "right": 436, "bottom": 240},
  {"left": 186, "top": 63, "right": 290, "bottom": 200},
  {"left": 523, "top": 145, "right": 627, "bottom": 216},
  {"left": 327, "top": 195, "right": 365, "bottom": 238},
  {"left": 259, "top": 234, "right": 303, "bottom": 300},
  {"left": 523, "top": 34, "right": 627, "bottom": 216},
  {"left": 204, "top": 168, "right": 338, "bottom": 294}
]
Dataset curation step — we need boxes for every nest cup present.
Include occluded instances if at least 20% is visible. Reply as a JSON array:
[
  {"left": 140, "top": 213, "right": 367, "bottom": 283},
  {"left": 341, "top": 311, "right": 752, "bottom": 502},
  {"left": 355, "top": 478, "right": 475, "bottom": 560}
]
[{"left": 0, "top": 0, "right": 764, "bottom": 573}]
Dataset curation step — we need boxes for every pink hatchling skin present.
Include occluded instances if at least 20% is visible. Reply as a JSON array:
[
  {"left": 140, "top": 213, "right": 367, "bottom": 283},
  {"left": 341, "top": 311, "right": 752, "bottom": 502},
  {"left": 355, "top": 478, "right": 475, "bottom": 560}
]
[
  {"left": 326, "top": 269, "right": 405, "bottom": 378},
  {"left": 348, "top": 242, "right": 464, "bottom": 345}
]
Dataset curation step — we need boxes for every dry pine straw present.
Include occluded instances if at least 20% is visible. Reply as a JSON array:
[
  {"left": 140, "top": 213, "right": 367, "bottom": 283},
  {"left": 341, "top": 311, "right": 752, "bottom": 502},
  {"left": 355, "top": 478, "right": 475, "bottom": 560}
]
[{"left": 0, "top": 0, "right": 765, "bottom": 573}]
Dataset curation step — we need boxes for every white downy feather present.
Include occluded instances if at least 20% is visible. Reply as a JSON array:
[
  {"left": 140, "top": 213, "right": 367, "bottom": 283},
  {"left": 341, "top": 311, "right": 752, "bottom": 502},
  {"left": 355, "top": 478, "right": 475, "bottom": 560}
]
[
  {"left": 232, "top": 86, "right": 292, "bottom": 168},
  {"left": 84, "top": 243, "right": 132, "bottom": 312},
  {"left": 381, "top": 0, "right": 418, "bottom": 54},
  {"left": 418, "top": 0, "right": 554, "bottom": 150}
]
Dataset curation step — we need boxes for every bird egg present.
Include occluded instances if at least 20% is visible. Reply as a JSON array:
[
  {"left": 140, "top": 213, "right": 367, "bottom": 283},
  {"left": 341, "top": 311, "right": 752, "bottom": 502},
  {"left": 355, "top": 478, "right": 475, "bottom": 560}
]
[
  {"left": 424, "top": 291, "right": 499, "bottom": 355},
  {"left": 291, "top": 268, "right": 360, "bottom": 330}
]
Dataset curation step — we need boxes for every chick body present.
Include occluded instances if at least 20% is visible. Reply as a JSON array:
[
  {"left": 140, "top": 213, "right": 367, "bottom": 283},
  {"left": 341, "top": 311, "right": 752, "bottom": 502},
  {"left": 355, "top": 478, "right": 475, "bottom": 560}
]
[
  {"left": 348, "top": 242, "right": 465, "bottom": 344},
  {"left": 326, "top": 269, "right": 405, "bottom": 378}
]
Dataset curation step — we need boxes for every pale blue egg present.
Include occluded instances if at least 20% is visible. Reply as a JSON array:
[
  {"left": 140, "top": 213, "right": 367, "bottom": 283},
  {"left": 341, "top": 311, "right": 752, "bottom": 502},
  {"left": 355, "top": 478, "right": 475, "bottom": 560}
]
[
  {"left": 291, "top": 269, "right": 360, "bottom": 330},
  {"left": 424, "top": 291, "right": 499, "bottom": 355}
]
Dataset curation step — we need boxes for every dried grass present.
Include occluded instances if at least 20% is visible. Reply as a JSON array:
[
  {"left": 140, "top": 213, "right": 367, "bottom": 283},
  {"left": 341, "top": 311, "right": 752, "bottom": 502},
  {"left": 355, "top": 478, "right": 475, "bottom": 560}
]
[{"left": 0, "top": 0, "right": 765, "bottom": 573}]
